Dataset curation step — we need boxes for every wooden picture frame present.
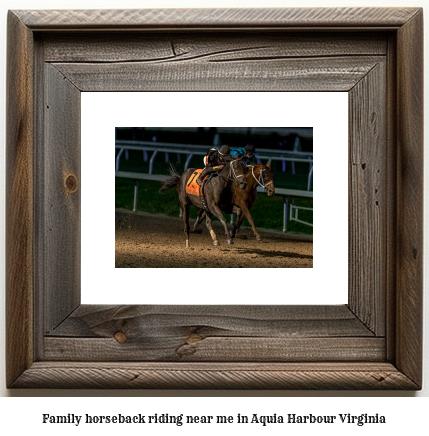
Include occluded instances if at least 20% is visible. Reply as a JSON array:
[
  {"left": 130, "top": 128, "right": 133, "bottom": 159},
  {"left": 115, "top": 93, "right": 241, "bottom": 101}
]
[{"left": 6, "top": 8, "right": 423, "bottom": 389}]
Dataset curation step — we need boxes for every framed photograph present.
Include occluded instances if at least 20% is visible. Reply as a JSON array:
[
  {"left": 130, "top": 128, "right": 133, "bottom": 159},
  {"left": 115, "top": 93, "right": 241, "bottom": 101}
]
[{"left": 6, "top": 8, "right": 423, "bottom": 389}]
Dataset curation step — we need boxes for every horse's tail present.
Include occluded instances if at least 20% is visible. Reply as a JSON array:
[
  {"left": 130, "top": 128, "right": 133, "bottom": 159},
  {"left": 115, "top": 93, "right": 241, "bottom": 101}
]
[{"left": 159, "top": 163, "right": 181, "bottom": 194}]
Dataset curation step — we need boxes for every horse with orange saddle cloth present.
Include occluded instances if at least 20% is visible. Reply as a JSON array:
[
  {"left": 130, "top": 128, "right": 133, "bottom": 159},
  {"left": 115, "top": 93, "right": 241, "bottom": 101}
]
[{"left": 159, "top": 157, "right": 247, "bottom": 247}]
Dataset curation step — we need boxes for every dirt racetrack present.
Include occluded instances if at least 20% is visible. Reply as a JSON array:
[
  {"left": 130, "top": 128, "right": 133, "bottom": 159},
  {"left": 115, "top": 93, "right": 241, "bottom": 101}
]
[{"left": 116, "top": 209, "right": 313, "bottom": 268}]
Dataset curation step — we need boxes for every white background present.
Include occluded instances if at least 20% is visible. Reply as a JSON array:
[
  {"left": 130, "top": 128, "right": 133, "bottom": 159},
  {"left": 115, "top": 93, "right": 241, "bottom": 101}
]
[
  {"left": 0, "top": 0, "right": 428, "bottom": 425},
  {"left": 82, "top": 92, "right": 348, "bottom": 305}
]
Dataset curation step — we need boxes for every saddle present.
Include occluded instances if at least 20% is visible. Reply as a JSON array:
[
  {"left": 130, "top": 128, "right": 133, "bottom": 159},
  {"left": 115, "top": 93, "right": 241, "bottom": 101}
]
[{"left": 185, "top": 169, "right": 210, "bottom": 211}]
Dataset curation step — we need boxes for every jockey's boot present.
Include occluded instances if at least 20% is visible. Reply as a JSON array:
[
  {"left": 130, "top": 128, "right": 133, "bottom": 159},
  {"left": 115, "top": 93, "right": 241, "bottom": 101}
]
[{"left": 196, "top": 167, "right": 209, "bottom": 186}]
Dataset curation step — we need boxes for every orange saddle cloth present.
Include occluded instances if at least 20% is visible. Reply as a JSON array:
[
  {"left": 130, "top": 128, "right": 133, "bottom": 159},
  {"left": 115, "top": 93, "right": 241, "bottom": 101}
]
[{"left": 185, "top": 169, "right": 204, "bottom": 197}]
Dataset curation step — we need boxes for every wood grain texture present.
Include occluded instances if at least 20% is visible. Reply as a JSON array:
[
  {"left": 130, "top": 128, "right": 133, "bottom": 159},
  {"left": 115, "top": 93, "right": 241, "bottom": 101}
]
[
  {"left": 14, "top": 8, "right": 421, "bottom": 29},
  {"left": 11, "top": 362, "right": 419, "bottom": 390},
  {"left": 44, "top": 305, "right": 381, "bottom": 362},
  {"left": 47, "top": 305, "right": 374, "bottom": 337},
  {"left": 42, "top": 33, "right": 388, "bottom": 63},
  {"left": 395, "top": 9, "right": 424, "bottom": 388},
  {"left": 43, "top": 64, "right": 81, "bottom": 333},
  {"left": 5, "top": 11, "right": 35, "bottom": 388},
  {"left": 348, "top": 62, "right": 386, "bottom": 336},
  {"left": 52, "top": 56, "right": 384, "bottom": 92},
  {"left": 6, "top": 7, "right": 423, "bottom": 390},
  {"left": 44, "top": 337, "right": 385, "bottom": 362}
]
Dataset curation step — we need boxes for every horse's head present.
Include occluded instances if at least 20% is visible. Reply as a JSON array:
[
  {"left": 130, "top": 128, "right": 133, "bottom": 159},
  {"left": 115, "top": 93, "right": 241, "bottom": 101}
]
[
  {"left": 230, "top": 157, "right": 247, "bottom": 190},
  {"left": 262, "top": 162, "right": 275, "bottom": 196}
]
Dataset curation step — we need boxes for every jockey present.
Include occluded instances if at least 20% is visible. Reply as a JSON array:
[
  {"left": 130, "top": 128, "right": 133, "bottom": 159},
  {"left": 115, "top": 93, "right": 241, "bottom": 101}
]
[
  {"left": 230, "top": 143, "right": 257, "bottom": 165},
  {"left": 196, "top": 144, "right": 232, "bottom": 186}
]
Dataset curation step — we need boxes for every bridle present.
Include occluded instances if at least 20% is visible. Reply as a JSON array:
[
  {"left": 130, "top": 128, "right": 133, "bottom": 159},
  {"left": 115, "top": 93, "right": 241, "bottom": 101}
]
[
  {"left": 224, "top": 159, "right": 246, "bottom": 185},
  {"left": 249, "top": 165, "right": 274, "bottom": 192}
]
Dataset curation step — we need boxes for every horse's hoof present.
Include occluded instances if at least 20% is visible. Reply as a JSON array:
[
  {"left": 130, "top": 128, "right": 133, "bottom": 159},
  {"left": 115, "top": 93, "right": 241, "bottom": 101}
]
[
  {"left": 213, "top": 240, "right": 220, "bottom": 246},
  {"left": 227, "top": 239, "right": 233, "bottom": 245},
  {"left": 256, "top": 236, "right": 262, "bottom": 241}
]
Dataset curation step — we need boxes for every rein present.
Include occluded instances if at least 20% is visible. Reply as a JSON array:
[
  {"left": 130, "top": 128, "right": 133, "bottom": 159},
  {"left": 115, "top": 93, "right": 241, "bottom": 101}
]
[
  {"left": 249, "top": 165, "right": 274, "bottom": 190},
  {"left": 220, "top": 160, "right": 245, "bottom": 184},
  {"left": 230, "top": 159, "right": 245, "bottom": 184}
]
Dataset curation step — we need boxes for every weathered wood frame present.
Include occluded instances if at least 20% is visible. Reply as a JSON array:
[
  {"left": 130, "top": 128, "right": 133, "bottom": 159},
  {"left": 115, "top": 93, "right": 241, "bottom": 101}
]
[{"left": 6, "top": 8, "right": 423, "bottom": 389}]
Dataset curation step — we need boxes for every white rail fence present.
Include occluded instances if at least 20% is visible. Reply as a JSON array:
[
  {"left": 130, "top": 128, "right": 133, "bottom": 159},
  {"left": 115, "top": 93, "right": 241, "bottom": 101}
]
[{"left": 115, "top": 140, "right": 313, "bottom": 190}]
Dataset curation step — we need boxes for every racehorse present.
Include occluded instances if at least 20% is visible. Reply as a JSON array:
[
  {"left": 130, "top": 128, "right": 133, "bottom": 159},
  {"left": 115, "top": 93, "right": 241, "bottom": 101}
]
[
  {"left": 159, "top": 158, "right": 247, "bottom": 247},
  {"left": 192, "top": 163, "right": 275, "bottom": 240}
]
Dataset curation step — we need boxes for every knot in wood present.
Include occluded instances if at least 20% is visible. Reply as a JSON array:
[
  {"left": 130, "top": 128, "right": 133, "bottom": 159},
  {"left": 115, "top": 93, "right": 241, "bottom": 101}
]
[
  {"left": 186, "top": 333, "right": 203, "bottom": 344},
  {"left": 114, "top": 331, "right": 128, "bottom": 343},
  {"left": 65, "top": 174, "right": 78, "bottom": 193}
]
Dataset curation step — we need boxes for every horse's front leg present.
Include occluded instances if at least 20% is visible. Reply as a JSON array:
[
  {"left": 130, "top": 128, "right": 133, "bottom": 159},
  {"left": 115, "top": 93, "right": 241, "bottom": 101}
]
[
  {"left": 240, "top": 203, "right": 261, "bottom": 241},
  {"left": 204, "top": 211, "right": 219, "bottom": 246},
  {"left": 210, "top": 204, "right": 233, "bottom": 245},
  {"left": 231, "top": 207, "right": 242, "bottom": 238}
]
